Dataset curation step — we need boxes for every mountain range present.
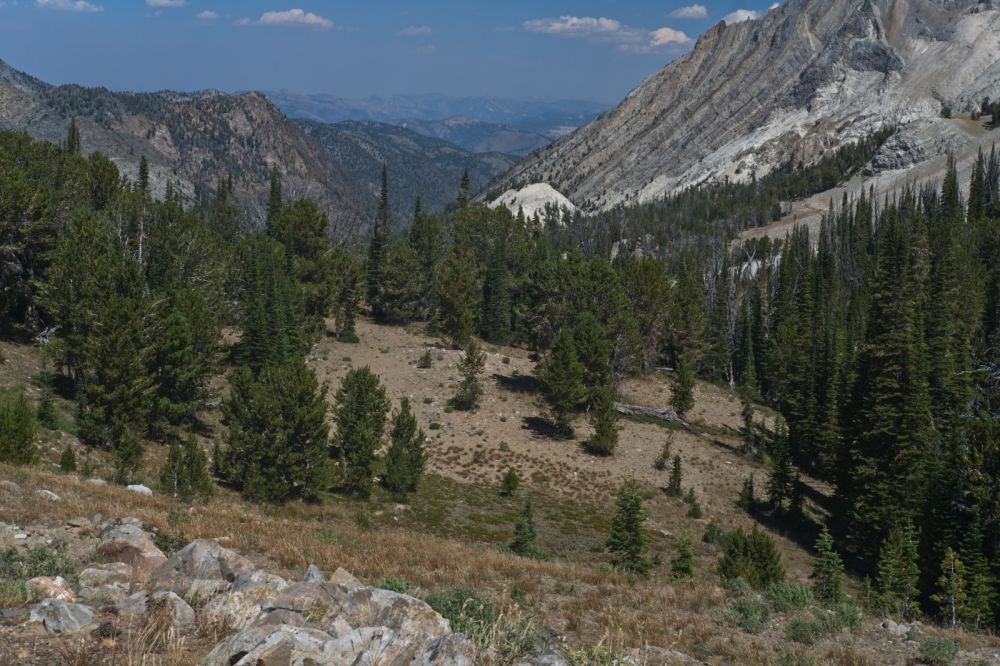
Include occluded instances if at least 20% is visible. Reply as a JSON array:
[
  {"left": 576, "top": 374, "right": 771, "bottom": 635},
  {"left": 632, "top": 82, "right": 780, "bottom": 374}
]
[
  {"left": 489, "top": 0, "right": 1000, "bottom": 216},
  {"left": 0, "top": 60, "right": 519, "bottom": 234}
]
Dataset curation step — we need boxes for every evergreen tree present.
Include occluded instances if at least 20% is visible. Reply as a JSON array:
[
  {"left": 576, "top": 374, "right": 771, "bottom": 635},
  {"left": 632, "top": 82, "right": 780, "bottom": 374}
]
[
  {"left": 58, "top": 444, "right": 76, "bottom": 473},
  {"left": 876, "top": 520, "right": 921, "bottom": 619},
  {"left": 0, "top": 391, "right": 38, "bottom": 465},
  {"left": 584, "top": 384, "right": 618, "bottom": 456},
  {"left": 811, "top": 528, "right": 845, "bottom": 604},
  {"left": 960, "top": 525, "right": 995, "bottom": 628},
  {"left": 500, "top": 467, "right": 519, "bottom": 497},
  {"left": 572, "top": 312, "right": 611, "bottom": 396},
  {"left": 381, "top": 398, "right": 426, "bottom": 497},
  {"left": 221, "top": 361, "right": 330, "bottom": 503},
  {"left": 66, "top": 118, "right": 81, "bottom": 155},
  {"left": 509, "top": 496, "right": 538, "bottom": 557},
  {"left": 718, "top": 527, "right": 785, "bottom": 590},
  {"left": 537, "top": 329, "right": 587, "bottom": 437},
  {"left": 737, "top": 474, "right": 755, "bottom": 510},
  {"left": 436, "top": 244, "right": 479, "bottom": 347},
  {"left": 667, "top": 455, "right": 683, "bottom": 497},
  {"left": 481, "top": 236, "right": 512, "bottom": 343},
  {"left": 607, "top": 479, "right": 652, "bottom": 576},
  {"left": 654, "top": 434, "right": 673, "bottom": 470},
  {"left": 456, "top": 168, "right": 471, "bottom": 209},
  {"left": 767, "top": 424, "right": 799, "bottom": 513},
  {"left": 332, "top": 366, "right": 389, "bottom": 498},
  {"left": 138, "top": 156, "right": 150, "bottom": 197},
  {"left": 407, "top": 200, "right": 443, "bottom": 320},
  {"left": 670, "top": 356, "right": 696, "bottom": 417},
  {"left": 267, "top": 165, "right": 283, "bottom": 225},
  {"left": 451, "top": 339, "right": 486, "bottom": 411},
  {"left": 380, "top": 241, "right": 424, "bottom": 323},
  {"left": 932, "top": 548, "right": 968, "bottom": 629},
  {"left": 333, "top": 253, "right": 362, "bottom": 342},
  {"left": 367, "top": 166, "right": 391, "bottom": 319},
  {"left": 159, "top": 436, "right": 213, "bottom": 503},
  {"left": 36, "top": 362, "right": 57, "bottom": 430},
  {"left": 670, "top": 535, "right": 695, "bottom": 581}
]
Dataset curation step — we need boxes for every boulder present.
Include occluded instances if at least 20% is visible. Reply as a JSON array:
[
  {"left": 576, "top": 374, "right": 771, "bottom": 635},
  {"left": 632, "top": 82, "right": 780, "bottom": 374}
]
[
  {"left": 415, "top": 634, "right": 477, "bottom": 666},
  {"left": 0, "top": 480, "right": 22, "bottom": 494},
  {"left": 232, "top": 570, "right": 289, "bottom": 594},
  {"left": 78, "top": 562, "right": 134, "bottom": 604},
  {"left": 881, "top": 619, "right": 910, "bottom": 637},
  {"left": 27, "top": 576, "right": 76, "bottom": 602},
  {"left": 150, "top": 539, "right": 255, "bottom": 598},
  {"left": 96, "top": 524, "right": 167, "bottom": 582},
  {"left": 127, "top": 484, "right": 153, "bottom": 496},
  {"left": 35, "top": 489, "right": 60, "bottom": 502},
  {"left": 116, "top": 591, "right": 149, "bottom": 619},
  {"left": 198, "top": 624, "right": 336, "bottom": 666},
  {"left": 329, "top": 567, "right": 360, "bottom": 587},
  {"left": 150, "top": 591, "right": 195, "bottom": 628},
  {"left": 201, "top": 588, "right": 274, "bottom": 632},
  {"left": 302, "top": 564, "right": 324, "bottom": 583},
  {"left": 30, "top": 599, "right": 94, "bottom": 634}
]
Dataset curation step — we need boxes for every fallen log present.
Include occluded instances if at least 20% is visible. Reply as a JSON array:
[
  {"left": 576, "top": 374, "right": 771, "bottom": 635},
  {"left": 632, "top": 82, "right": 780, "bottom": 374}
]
[{"left": 614, "top": 402, "right": 690, "bottom": 429}]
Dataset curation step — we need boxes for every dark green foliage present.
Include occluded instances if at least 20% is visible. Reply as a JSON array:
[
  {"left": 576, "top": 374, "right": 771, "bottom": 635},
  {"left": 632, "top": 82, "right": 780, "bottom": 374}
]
[
  {"left": 737, "top": 475, "right": 755, "bottom": 510},
  {"left": 159, "top": 436, "right": 214, "bottom": 503},
  {"left": 584, "top": 384, "right": 618, "bottom": 456},
  {"left": 425, "top": 587, "right": 498, "bottom": 639},
  {"left": 0, "top": 391, "right": 38, "bottom": 465},
  {"left": 509, "top": 497, "right": 538, "bottom": 557},
  {"left": 381, "top": 241, "right": 424, "bottom": 323},
  {"left": 417, "top": 350, "right": 433, "bottom": 369},
  {"left": 267, "top": 166, "right": 283, "bottom": 224},
  {"left": 766, "top": 583, "right": 814, "bottom": 613},
  {"left": 451, "top": 339, "right": 486, "bottom": 411},
  {"left": 875, "top": 520, "right": 921, "bottom": 619},
  {"left": 718, "top": 527, "right": 785, "bottom": 590},
  {"left": 725, "top": 598, "right": 771, "bottom": 634},
  {"left": 58, "top": 445, "right": 76, "bottom": 473},
  {"left": 381, "top": 398, "right": 426, "bottom": 497},
  {"left": 537, "top": 329, "right": 587, "bottom": 437},
  {"left": 65, "top": 118, "right": 81, "bottom": 155},
  {"left": 918, "top": 636, "right": 960, "bottom": 665},
  {"left": 221, "top": 361, "right": 330, "bottom": 503},
  {"left": 332, "top": 366, "right": 390, "bottom": 498},
  {"left": 367, "top": 166, "right": 391, "bottom": 319},
  {"left": 811, "top": 528, "right": 845, "bottom": 604},
  {"left": 500, "top": 467, "right": 519, "bottom": 497},
  {"left": 767, "top": 424, "right": 800, "bottom": 513},
  {"left": 931, "top": 548, "right": 967, "bottom": 629},
  {"left": 670, "top": 535, "right": 695, "bottom": 581},
  {"left": 670, "top": 357, "right": 696, "bottom": 417},
  {"left": 654, "top": 434, "right": 672, "bottom": 470},
  {"left": 666, "top": 455, "right": 683, "bottom": 497},
  {"left": 606, "top": 479, "right": 652, "bottom": 576},
  {"left": 0, "top": 543, "right": 73, "bottom": 583}
]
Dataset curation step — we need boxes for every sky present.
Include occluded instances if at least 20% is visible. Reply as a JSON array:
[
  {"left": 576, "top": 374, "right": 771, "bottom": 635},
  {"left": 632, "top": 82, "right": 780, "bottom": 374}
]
[{"left": 0, "top": 1, "right": 780, "bottom": 103}]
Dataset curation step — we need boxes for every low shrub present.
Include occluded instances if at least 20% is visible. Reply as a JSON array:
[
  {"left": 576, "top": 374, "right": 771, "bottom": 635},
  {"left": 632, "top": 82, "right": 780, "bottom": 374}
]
[
  {"left": 765, "top": 582, "right": 813, "bottom": 613},
  {"left": 785, "top": 619, "right": 824, "bottom": 645},
  {"left": 724, "top": 598, "right": 770, "bottom": 634}
]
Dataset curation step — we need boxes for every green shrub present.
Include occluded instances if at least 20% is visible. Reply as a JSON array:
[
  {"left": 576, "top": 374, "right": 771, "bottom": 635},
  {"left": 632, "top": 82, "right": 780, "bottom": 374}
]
[
  {"left": 918, "top": 636, "right": 960, "bottom": 665},
  {"left": 818, "top": 601, "right": 862, "bottom": 633},
  {"left": 785, "top": 619, "right": 824, "bottom": 645},
  {"left": 0, "top": 390, "right": 38, "bottom": 465},
  {"left": 424, "top": 587, "right": 542, "bottom": 661},
  {"left": 58, "top": 444, "right": 77, "bottom": 473},
  {"left": 718, "top": 526, "right": 785, "bottom": 590},
  {"left": 724, "top": 598, "right": 770, "bottom": 634},
  {"left": 417, "top": 351, "right": 433, "bottom": 369},
  {"left": 765, "top": 582, "right": 813, "bottom": 612},
  {"left": 703, "top": 522, "right": 728, "bottom": 546},
  {"left": 377, "top": 577, "right": 411, "bottom": 593},
  {"left": 0, "top": 543, "right": 75, "bottom": 603}
]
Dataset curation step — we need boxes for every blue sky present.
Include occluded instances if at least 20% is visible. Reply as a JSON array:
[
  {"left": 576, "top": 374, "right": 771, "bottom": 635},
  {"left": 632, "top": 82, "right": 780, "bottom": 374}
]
[{"left": 0, "top": 1, "right": 778, "bottom": 102}]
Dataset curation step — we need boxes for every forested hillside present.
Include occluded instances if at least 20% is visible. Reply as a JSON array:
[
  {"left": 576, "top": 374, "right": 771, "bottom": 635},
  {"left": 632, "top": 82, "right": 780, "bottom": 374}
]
[{"left": 1, "top": 121, "right": 999, "bottom": 662}]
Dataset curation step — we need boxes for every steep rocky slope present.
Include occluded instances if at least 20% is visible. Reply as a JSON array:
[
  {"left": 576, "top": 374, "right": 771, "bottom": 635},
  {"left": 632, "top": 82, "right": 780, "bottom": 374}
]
[{"left": 489, "top": 0, "right": 1000, "bottom": 212}]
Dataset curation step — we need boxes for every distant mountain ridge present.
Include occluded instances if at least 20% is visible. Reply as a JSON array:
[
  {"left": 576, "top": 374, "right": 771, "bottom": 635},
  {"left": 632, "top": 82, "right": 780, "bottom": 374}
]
[
  {"left": 265, "top": 91, "right": 607, "bottom": 156},
  {"left": 0, "top": 59, "right": 520, "bottom": 234},
  {"left": 488, "top": 0, "right": 1000, "bottom": 213}
]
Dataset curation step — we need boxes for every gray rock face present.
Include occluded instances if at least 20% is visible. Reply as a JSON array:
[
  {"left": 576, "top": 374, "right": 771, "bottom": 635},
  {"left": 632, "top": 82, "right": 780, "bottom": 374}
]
[
  {"left": 96, "top": 524, "right": 167, "bottom": 582},
  {"left": 30, "top": 599, "right": 94, "bottom": 634},
  {"left": 302, "top": 564, "right": 324, "bottom": 583},
  {"left": 489, "top": 0, "right": 1000, "bottom": 212},
  {"left": 150, "top": 539, "right": 255, "bottom": 599}
]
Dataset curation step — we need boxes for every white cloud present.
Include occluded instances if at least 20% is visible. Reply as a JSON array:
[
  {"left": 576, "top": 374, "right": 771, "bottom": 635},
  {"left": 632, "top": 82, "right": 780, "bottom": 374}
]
[
  {"left": 196, "top": 9, "right": 217, "bottom": 20},
  {"left": 237, "top": 8, "right": 333, "bottom": 30},
  {"left": 668, "top": 4, "right": 708, "bottom": 19},
  {"left": 721, "top": 9, "right": 760, "bottom": 23},
  {"left": 399, "top": 24, "right": 432, "bottom": 36},
  {"left": 35, "top": 0, "right": 102, "bottom": 12},
  {"left": 523, "top": 15, "right": 689, "bottom": 53},
  {"left": 146, "top": 0, "right": 184, "bottom": 7}
]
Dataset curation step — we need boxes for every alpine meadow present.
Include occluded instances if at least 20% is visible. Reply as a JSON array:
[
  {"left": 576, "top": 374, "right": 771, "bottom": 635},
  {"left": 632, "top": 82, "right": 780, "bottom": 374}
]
[{"left": 1, "top": 0, "right": 1000, "bottom": 664}]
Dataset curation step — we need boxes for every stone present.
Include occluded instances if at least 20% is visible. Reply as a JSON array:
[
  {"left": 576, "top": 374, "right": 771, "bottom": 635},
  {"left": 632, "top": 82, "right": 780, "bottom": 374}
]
[
  {"left": 27, "top": 576, "right": 76, "bottom": 602},
  {"left": 328, "top": 567, "right": 360, "bottom": 587},
  {"left": 127, "top": 484, "right": 153, "bottom": 496},
  {"left": 96, "top": 524, "right": 167, "bottom": 582},
  {"left": 416, "top": 634, "right": 478, "bottom": 666},
  {"left": 14, "top": 533, "right": 28, "bottom": 540},
  {"left": 0, "top": 480, "right": 21, "bottom": 493},
  {"left": 35, "top": 489, "right": 60, "bottom": 502},
  {"left": 30, "top": 599, "right": 94, "bottom": 634},
  {"left": 150, "top": 539, "right": 255, "bottom": 598},
  {"left": 66, "top": 517, "right": 89, "bottom": 528},
  {"left": 302, "top": 564, "right": 324, "bottom": 583},
  {"left": 79, "top": 562, "right": 134, "bottom": 589},
  {"left": 116, "top": 591, "right": 148, "bottom": 619},
  {"left": 201, "top": 589, "right": 270, "bottom": 632},
  {"left": 87, "top": 478, "right": 107, "bottom": 486},
  {"left": 150, "top": 591, "right": 195, "bottom": 628},
  {"left": 232, "top": 570, "right": 289, "bottom": 594},
  {"left": 882, "top": 619, "right": 910, "bottom": 637},
  {"left": 198, "top": 624, "right": 335, "bottom": 666}
]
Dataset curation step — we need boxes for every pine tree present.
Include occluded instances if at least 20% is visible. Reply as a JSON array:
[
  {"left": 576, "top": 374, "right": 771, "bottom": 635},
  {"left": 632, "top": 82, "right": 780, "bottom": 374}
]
[
  {"left": 811, "top": 528, "right": 845, "bottom": 604},
  {"left": 221, "top": 361, "right": 330, "bottom": 503},
  {"left": 267, "top": 165, "right": 283, "bottom": 225},
  {"left": 332, "top": 366, "right": 389, "bottom": 498},
  {"left": 436, "top": 244, "right": 479, "bottom": 347},
  {"left": 334, "top": 254, "right": 362, "bottom": 342},
  {"left": 138, "top": 156, "right": 150, "bottom": 197},
  {"left": 959, "top": 523, "right": 995, "bottom": 629},
  {"left": 451, "top": 339, "right": 486, "bottom": 411},
  {"left": 737, "top": 474, "right": 756, "bottom": 510},
  {"left": 572, "top": 313, "right": 611, "bottom": 396},
  {"left": 500, "top": 467, "right": 519, "bottom": 497},
  {"left": 537, "top": 329, "right": 588, "bottom": 437},
  {"left": 112, "top": 428, "right": 143, "bottom": 484},
  {"left": 36, "top": 361, "right": 57, "bottom": 430},
  {"left": 718, "top": 527, "right": 785, "bottom": 590},
  {"left": 932, "top": 548, "right": 968, "bottom": 629},
  {"left": 584, "top": 384, "right": 618, "bottom": 456},
  {"left": 607, "top": 479, "right": 652, "bottom": 576},
  {"left": 380, "top": 241, "right": 424, "bottom": 323},
  {"left": 367, "top": 166, "right": 391, "bottom": 319},
  {"left": 654, "top": 434, "right": 673, "bottom": 470},
  {"left": 381, "top": 398, "right": 426, "bottom": 497},
  {"left": 58, "top": 444, "right": 77, "bottom": 473},
  {"left": 407, "top": 200, "right": 443, "bottom": 320},
  {"left": 670, "top": 356, "right": 696, "bottom": 418},
  {"left": 66, "top": 118, "right": 81, "bottom": 155},
  {"left": 667, "top": 455, "right": 683, "bottom": 497},
  {"left": 456, "top": 169, "right": 471, "bottom": 209},
  {"left": 670, "top": 535, "right": 695, "bottom": 581},
  {"left": 876, "top": 520, "right": 921, "bottom": 619},
  {"left": 159, "top": 436, "right": 213, "bottom": 503},
  {"left": 767, "top": 424, "right": 799, "bottom": 513},
  {"left": 509, "top": 497, "right": 538, "bottom": 557}
]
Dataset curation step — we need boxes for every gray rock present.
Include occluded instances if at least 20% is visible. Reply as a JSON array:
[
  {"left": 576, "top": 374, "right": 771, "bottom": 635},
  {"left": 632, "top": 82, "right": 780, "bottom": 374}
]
[
  {"left": 232, "top": 569, "right": 289, "bottom": 594},
  {"left": 0, "top": 480, "right": 21, "bottom": 493},
  {"left": 35, "top": 489, "right": 60, "bottom": 502},
  {"left": 151, "top": 539, "right": 255, "bottom": 599},
  {"left": 328, "top": 566, "right": 360, "bottom": 587},
  {"left": 126, "top": 484, "right": 153, "bottom": 496},
  {"left": 302, "top": 564, "right": 324, "bottom": 583},
  {"left": 517, "top": 649, "right": 571, "bottom": 666},
  {"left": 30, "top": 599, "right": 94, "bottom": 634},
  {"left": 116, "top": 591, "right": 148, "bottom": 619},
  {"left": 416, "top": 634, "right": 477, "bottom": 665},
  {"left": 150, "top": 591, "right": 195, "bottom": 628},
  {"left": 882, "top": 619, "right": 910, "bottom": 637},
  {"left": 198, "top": 623, "right": 335, "bottom": 666},
  {"left": 87, "top": 478, "right": 107, "bottom": 486},
  {"left": 96, "top": 524, "right": 167, "bottom": 582},
  {"left": 79, "top": 562, "right": 134, "bottom": 589}
]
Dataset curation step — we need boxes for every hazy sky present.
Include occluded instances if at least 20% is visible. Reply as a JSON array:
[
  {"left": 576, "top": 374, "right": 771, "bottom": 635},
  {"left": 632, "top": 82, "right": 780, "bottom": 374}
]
[{"left": 1, "top": 1, "right": 778, "bottom": 103}]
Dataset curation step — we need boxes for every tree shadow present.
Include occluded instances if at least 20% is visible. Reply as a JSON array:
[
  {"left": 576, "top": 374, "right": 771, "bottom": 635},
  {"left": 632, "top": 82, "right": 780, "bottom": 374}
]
[
  {"left": 521, "top": 416, "right": 565, "bottom": 439},
  {"left": 493, "top": 373, "right": 540, "bottom": 394},
  {"left": 747, "top": 504, "right": 823, "bottom": 554}
]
